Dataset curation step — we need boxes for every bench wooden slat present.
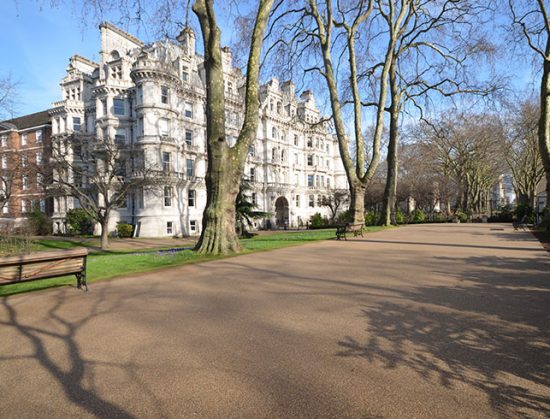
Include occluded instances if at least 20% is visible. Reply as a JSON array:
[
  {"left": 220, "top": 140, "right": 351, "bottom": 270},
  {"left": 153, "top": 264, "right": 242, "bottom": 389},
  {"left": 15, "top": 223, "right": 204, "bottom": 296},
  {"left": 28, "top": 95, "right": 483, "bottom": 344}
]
[{"left": 0, "top": 248, "right": 88, "bottom": 290}]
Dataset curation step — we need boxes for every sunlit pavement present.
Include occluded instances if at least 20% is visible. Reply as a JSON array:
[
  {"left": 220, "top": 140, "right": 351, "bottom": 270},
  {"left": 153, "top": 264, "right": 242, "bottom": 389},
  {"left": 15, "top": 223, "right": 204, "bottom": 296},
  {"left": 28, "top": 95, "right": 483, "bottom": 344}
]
[{"left": 1, "top": 223, "right": 549, "bottom": 418}]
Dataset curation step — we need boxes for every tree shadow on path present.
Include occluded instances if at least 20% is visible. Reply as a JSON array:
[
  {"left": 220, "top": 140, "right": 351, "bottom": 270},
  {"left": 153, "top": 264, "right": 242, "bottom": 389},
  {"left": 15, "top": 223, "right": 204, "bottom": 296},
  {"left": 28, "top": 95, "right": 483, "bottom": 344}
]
[{"left": 337, "top": 255, "right": 550, "bottom": 417}]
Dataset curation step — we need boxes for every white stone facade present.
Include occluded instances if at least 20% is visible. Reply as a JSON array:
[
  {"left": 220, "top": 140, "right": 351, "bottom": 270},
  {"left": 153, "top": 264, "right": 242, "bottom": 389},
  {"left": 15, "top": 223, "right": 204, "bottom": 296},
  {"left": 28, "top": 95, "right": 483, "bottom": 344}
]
[{"left": 50, "top": 23, "right": 347, "bottom": 237}]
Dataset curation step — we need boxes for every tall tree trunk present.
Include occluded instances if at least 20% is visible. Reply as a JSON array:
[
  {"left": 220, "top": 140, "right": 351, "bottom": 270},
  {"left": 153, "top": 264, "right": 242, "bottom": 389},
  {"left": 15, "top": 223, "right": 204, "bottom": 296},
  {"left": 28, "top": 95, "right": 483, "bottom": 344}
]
[
  {"left": 197, "top": 165, "right": 242, "bottom": 254},
  {"left": 349, "top": 182, "right": 365, "bottom": 225},
  {"left": 538, "top": 47, "right": 550, "bottom": 229},
  {"left": 193, "top": 0, "right": 273, "bottom": 254},
  {"left": 382, "top": 58, "right": 400, "bottom": 226},
  {"left": 100, "top": 217, "right": 109, "bottom": 250}
]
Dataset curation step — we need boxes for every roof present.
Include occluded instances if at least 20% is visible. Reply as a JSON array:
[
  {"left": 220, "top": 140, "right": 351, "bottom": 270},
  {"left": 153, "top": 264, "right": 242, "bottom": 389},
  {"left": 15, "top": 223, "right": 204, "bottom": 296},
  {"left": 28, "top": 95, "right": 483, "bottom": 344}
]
[
  {"left": 99, "top": 22, "right": 144, "bottom": 47},
  {"left": 0, "top": 110, "right": 51, "bottom": 131}
]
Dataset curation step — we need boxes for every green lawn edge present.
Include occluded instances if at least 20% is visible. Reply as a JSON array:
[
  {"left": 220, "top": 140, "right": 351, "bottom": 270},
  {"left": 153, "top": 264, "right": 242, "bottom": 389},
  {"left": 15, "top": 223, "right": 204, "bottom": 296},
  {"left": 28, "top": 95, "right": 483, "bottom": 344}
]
[{"left": 0, "top": 226, "right": 390, "bottom": 297}]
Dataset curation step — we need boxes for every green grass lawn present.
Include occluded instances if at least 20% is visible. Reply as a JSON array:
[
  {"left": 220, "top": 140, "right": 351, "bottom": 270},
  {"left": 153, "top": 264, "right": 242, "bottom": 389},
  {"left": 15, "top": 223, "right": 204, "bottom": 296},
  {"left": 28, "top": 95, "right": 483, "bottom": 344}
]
[{"left": 0, "top": 226, "right": 387, "bottom": 297}]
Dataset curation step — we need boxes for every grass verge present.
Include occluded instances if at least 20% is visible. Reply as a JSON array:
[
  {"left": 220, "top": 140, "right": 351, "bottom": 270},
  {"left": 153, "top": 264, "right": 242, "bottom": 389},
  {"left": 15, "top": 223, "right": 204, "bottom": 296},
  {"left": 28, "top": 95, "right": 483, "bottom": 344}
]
[{"left": 1, "top": 226, "right": 388, "bottom": 297}]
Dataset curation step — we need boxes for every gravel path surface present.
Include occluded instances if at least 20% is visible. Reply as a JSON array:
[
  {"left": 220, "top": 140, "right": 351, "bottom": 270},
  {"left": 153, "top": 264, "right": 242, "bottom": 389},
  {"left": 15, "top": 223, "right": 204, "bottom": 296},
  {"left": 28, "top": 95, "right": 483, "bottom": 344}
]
[{"left": 1, "top": 223, "right": 549, "bottom": 418}]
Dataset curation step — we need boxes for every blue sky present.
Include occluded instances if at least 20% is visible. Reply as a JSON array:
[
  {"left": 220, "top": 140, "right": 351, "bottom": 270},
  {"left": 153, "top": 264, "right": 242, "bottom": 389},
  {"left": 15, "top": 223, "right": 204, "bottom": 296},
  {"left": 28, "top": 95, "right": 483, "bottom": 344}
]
[
  {"left": 0, "top": 1, "right": 101, "bottom": 116},
  {"left": 0, "top": 0, "right": 541, "bottom": 120}
]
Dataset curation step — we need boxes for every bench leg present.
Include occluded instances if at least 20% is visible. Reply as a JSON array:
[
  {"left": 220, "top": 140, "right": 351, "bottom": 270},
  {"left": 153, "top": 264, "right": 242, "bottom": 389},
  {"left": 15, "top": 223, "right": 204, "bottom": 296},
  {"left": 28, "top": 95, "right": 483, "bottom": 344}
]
[{"left": 76, "top": 272, "right": 88, "bottom": 292}]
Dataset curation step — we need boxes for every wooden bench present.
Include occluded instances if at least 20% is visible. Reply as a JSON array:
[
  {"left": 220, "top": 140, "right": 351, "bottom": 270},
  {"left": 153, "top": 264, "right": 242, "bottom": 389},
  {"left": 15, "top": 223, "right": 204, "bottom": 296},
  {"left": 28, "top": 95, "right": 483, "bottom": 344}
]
[
  {"left": 336, "top": 223, "right": 365, "bottom": 240},
  {"left": 0, "top": 248, "right": 89, "bottom": 291}
]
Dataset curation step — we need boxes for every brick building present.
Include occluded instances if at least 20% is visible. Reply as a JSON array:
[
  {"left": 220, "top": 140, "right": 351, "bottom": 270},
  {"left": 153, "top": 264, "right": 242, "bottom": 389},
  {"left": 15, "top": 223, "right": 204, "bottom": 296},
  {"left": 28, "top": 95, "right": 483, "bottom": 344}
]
[{"left": 0, "top": 111, "right": 53, "bottom": 226}]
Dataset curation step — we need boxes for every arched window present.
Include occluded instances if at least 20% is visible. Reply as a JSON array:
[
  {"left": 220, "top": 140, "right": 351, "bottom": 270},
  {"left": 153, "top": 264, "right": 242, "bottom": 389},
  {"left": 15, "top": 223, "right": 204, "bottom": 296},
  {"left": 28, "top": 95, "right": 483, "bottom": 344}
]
[
  {"left": 110, "top": 50, "right": 120, "bottom": 60},
  {"left": 277, "top": 101, "right": 282, "bottom": 114},
  {"left": 272, "top": 127, "right": 277, "bottom": 139}
]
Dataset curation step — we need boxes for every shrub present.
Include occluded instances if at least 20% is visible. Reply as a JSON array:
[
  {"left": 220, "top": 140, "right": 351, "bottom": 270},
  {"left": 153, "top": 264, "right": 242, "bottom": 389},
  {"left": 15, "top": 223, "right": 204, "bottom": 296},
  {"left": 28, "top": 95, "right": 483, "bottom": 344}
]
[
  {"left": 455, "top": 211, "right": 468, "bottom": 223},
  {"left": 336, "top": 210, "right": 351, "bottom": 224},
  {"left": 364, "top": 211, "right": 379, "bottom": 226},
  {"left": 412, "top": 209, "right": 426, "bottom": 223},
  {"left": 28, "top": 208, "right": 53, "bottom": 235},
  {"left": 309, "top": 212, "right": 329, "bottom": 229},
  {"left": 395, "top": 209, "right": 406, "bottom": 225},
  {"left": 66, "top": 209, "right": 95, "bottom": 235},
  {"left": 116, "top": 222, "right": 134, "bottom": 238}
]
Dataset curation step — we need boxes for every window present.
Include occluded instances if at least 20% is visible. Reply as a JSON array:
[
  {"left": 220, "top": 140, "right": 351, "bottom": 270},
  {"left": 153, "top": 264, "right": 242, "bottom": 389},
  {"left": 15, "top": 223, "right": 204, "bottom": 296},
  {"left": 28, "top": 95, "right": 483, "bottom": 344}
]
[
  {"left": 35, "top": 152, "right": 42, "bottom": 165},
  {"left": 272, "top": 148, "right": 277, "bottom": 161},
  {"left": 186, "top": 159, "right": 194, "bottom": 178},
  {"left": 309, "top": 194, "right": 315, "bottom": 207},
  {"left": 227, "top": 81, "right": 233, "bottom": 94},
  {"left": 114, "top": 99, "right": 125, "bottom": 115},
  {"left": 188, "top": 189, "right": 195, "bottom": 207},
  {"left": 307, "top": 174, "right": 314, "bottom": 188},
  {"left": 73, "top": 117, "right": 81, "bottom": 132},
  {"left": 138, "top": 117, "right": 144, "bottom": 135},
  {"left": 307, "top": 155, "right": 313, "bottom": 166},
  {"left": 182, "top": 66, "right": 189, "bottom": 82},
  {"left": 115, "top": 128, "right": 126, "bottom": 146},
  {"left": 102, "top": 100, "right": 108, "bottom": 116},
  {"left": 35, "top": 130, "right": 42, "bottom": 143},
  {"left": 190, "top": 220, "right": 197, "bottom": 233},
  {"left": 307, "top": 137, "right": 313, "bottom": 148},
  {"left": 21, "top": 133, "right": 28, "bottom": 145},
  {"left": 164, "top": 186, "right": 173, "bottom": 207},
  {"left": 248, "top": 144, "right": 255, "bottom": 157},
  {"left": 21, "top": 199, "right": 28, "bottom": 213},
  {"left": 21, "top": 156, "right": 28, "bottom": 167},
  {"left": 185, "top": 130, "right": 193, "bottom": 146},
  {"left": 162, "top": 152, "right": 171, "bottom": 172},
  {"left": 249, "top": 167, "right": 255, "bottom": 182},
  {"left": 159, "top": 118, "right": 169, "bottom": 136},
  {"left": 295, "top": 194, "right": 300, "bottom": 207},
  {"left": 39, "top": 199, "right": 46, "bottom": 212},
  {"left": 137, "top": 88, "right": 143, "bottom": 104},
  {"left": 277, "top": 102, "right": 282, "bottom": 114},
  {"left": 272, "top": 127, "right": 277, "bottom": 139},
  {"left": 2, "top": 204, "right": 8, "bottom": 214},
  {"left": 22, "top": 175, "right": 29, "bottom": 190},
  {"left": 161, "top": 86, "right": 169, "bottom": 105},
  {"left": 252, "top": 193, "right": 257, "bottom": 205},
  {"left": 37, "top": 173, "right": 43, "bottom": 186},
  {"left": 1, "top": 155, "right": 7, "bottom": 169},
  {"left": 137, "top": 187, "right": 145, "bottom": 209},
  {"left": 184, "top": 101, "right": 193, "bottom": 118},
  {"left": 1, "top": 135, "right": 6, "bottom": 147},
  {"left": 294, "top": 135, "right": 298, "bottom": 146},
  {"left": 326, "top": 178, "right": 331, "bottom": 188},
  {"left": 167, "top": 221, "right": 173, "bottom": 235}
]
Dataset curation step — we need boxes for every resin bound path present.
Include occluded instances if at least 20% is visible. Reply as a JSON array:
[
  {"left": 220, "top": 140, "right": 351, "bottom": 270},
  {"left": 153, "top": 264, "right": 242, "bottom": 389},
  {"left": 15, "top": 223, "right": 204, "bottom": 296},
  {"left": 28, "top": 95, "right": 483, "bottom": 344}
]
[{"left": 1, "top": 224, "right": 549, "bottom": 418}]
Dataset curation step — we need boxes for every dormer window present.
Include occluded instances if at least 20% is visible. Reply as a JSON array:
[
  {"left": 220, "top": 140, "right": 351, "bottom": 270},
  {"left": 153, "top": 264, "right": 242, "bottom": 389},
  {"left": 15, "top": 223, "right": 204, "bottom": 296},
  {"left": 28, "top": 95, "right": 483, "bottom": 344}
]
[
  {"left": 161, "top": 86, "right": 169, "bottom": 104},
  {"left": 110, "top": 65, "right": 122, "bottom": 79}
]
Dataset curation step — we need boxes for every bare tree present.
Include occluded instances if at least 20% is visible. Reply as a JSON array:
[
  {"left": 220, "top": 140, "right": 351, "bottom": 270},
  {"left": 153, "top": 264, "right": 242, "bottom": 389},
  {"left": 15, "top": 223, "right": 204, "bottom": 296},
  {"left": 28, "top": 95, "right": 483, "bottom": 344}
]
[
  {"left": 49, "top": 133, "right": 157, "bottom": 249},
  {"left": 0, "top": 74, "right": 18, "bottom": 120},
  {"left": 373, "top": 0, "right": 497, "bottom": 226},
  {"left": 509, "top": 0, "right": 550, "bottom": 226},
  {"left": 318, "top": 189, "right": 349, "bottom": 223},
  {"left": 419, "top": 113, "right": 506, "bottom": 215},
  {"left": 503, "top": 98, "right": 545, "bottom": 210}
]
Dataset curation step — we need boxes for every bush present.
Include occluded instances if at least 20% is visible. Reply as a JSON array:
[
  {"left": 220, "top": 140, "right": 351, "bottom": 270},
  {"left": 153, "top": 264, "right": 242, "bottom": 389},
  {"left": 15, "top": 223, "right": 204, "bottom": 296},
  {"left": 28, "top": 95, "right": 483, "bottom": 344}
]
[
  {"left": 395, "top": 209, "right": 406, "bottom": 225},
  {"left": 309, "top": 212, "right": 329, "bottom": 229},
  {"left": 66, "top": 209, "right": 95, "bottom": 235},
  {"left": 364, "top": 211, "right": 379, "bottom": 226},
  {"left": 28, "top": 208, "right": 53, "bottom": 235},
  {"left": 116, "top": 222, "right": 134, "bottom": 238},
  {"left": 336, "top": 210, "right": 351, "bottom": 224},
  {"left": 455, "top": 211, "right": 468, "bottom": 223},
  {"left": 412, "top": 209, "right": 426, "bottom": 223}
]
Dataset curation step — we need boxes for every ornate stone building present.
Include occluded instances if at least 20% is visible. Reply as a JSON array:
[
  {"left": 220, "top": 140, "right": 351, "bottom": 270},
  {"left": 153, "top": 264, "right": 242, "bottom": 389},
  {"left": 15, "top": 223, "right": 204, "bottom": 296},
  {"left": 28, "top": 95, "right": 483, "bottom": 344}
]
[{"left": 50, "top": 22, "right": 346, "bottom": 237}]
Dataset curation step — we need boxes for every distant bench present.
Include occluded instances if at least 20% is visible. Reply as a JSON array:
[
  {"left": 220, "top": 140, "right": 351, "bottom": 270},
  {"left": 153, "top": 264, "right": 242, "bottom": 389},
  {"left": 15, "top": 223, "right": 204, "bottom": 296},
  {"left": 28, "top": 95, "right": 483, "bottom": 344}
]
[
  {"left": 336, "top": 223, "right": 365, "bottom": 240},
  {"left": 0, "top": 248, "right": 89, "bottom": 291}
]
